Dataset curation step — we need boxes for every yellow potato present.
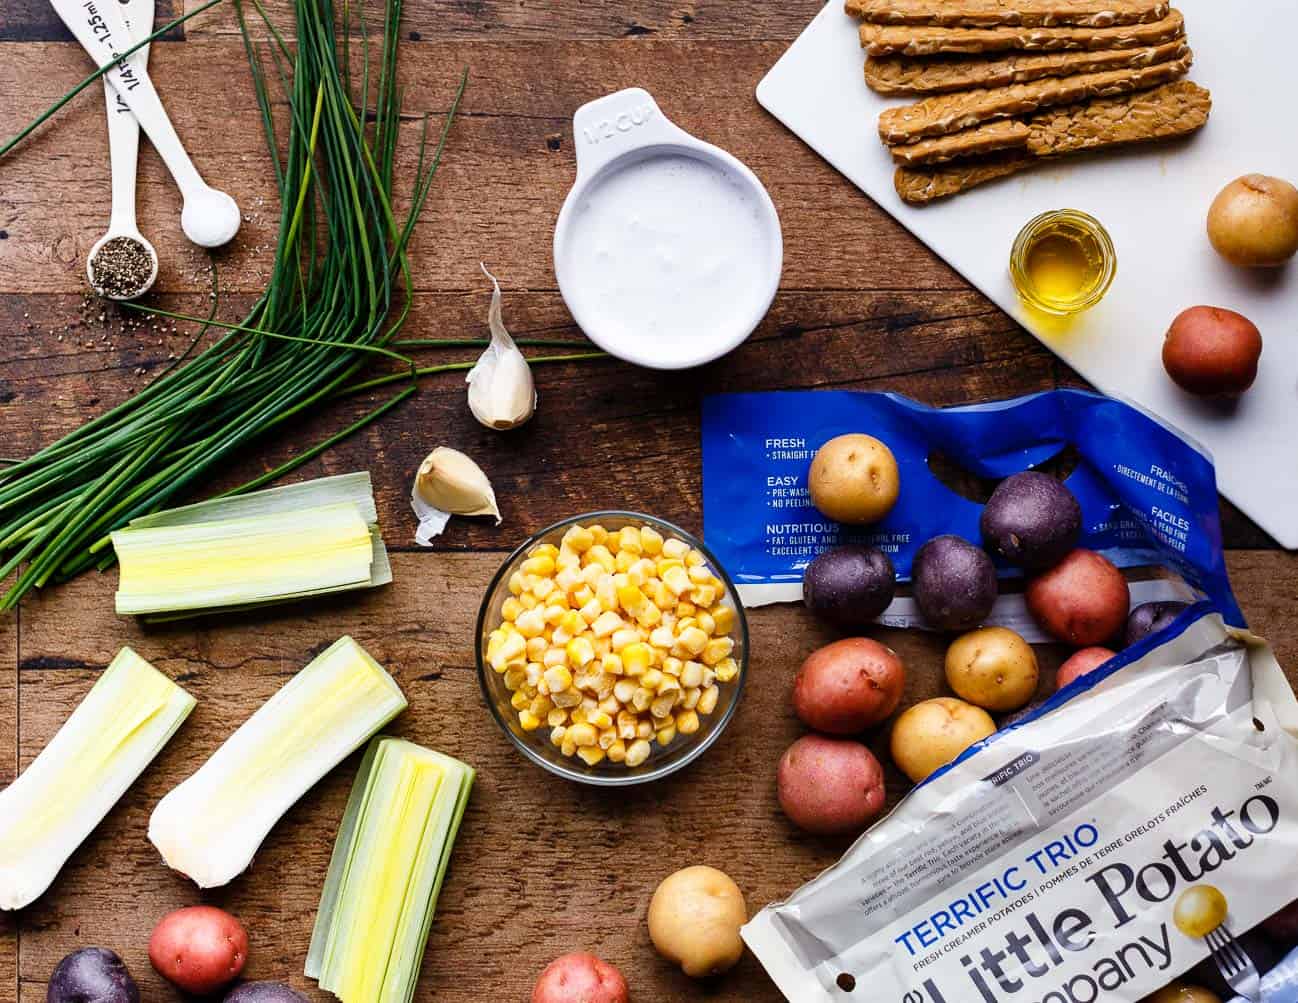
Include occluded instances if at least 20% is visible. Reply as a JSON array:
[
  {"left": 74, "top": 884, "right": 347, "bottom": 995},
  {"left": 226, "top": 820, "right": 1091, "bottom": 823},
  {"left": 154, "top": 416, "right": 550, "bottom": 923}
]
[
  {"left": 890, "top": 697, "right": 995, "bottom": 783},
  {"left": 1173, "top": 885, "right": 1228, "bottom": 939},
  {"left": 945, "top": 627, "right": 1039, "bottom": 712},
  {"left": 808, "top": 434, "right": 900, "bottom": 525},
  {"left": 648, "top": 865, "right": 747, "bottom": 978},
  {"left": 1143, "top": 984, "right": 1221, "bottom": 1003}
]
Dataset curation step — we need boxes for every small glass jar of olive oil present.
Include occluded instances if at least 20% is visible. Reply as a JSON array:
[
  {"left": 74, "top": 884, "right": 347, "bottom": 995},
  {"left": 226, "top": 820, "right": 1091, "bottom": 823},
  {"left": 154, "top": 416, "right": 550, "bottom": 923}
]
[{"left": 1009, "top": 209, "right": 1116, "bottom": 316}]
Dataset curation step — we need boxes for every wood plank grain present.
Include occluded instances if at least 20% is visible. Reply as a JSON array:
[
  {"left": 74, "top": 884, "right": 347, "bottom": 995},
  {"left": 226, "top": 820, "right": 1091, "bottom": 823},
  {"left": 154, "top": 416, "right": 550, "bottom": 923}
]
[
  {"left": 0, "top": 1, "right": 178, "bottom": 42},
  {"left": 0, "top": 39, "right": 966, "bottom": 296},
  {"left": 0, "top": 287, "right": 1070, "bottom": 546},
  {"left": 0, "top": 606, "right": 15, "bottom": 1003},
  {"left": 12, "top": 550, "right": 1298, "bottom": 1000}
]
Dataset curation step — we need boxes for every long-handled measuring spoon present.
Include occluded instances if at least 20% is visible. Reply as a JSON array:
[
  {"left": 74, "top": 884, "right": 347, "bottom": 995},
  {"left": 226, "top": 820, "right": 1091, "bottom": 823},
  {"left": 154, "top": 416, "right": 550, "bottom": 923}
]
[
  {"left": 49, "top": 0, "right": 241, "bottom": 248},
  {"left": 86, "top": 0, "right": 158, "bottom": 299}
]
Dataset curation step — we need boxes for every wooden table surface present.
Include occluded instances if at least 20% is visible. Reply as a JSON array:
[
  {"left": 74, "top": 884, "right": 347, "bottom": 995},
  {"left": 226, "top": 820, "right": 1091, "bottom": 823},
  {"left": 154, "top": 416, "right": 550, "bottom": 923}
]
[{"left": 1, "top": 2, "right": 1296, "bottom": 1001}]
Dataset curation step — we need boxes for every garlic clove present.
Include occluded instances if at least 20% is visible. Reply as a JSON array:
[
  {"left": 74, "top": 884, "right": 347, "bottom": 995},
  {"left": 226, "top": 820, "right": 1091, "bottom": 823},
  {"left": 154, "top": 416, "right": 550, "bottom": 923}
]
[
  {"left": 411, "top": 447, "right": 501, "bottom": 547},
  {"left": 466, "top": 264, "right": 536, "bottom": 431}
]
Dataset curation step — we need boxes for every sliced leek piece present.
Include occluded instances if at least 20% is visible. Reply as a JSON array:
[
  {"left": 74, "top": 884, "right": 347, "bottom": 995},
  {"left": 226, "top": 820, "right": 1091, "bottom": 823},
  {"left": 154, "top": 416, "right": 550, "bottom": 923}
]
[
  {"left": 306, "top": 737, "right": 474, "bottom": 1003},
  {"left": 111, "top": 472, "right": 391, "bottom": 618},
  {"left": 0, "top": 648, "right": 195, "bottom": 911},
  {"left": 149, "top": 637, "right": 408, "bottom": 889}
]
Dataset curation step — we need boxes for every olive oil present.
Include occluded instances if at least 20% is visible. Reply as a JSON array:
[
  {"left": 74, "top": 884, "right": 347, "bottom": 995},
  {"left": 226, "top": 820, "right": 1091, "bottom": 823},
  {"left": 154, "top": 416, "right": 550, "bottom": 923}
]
[{"left": 1010, "top": 210, "right": 1116, "bottom": 316}]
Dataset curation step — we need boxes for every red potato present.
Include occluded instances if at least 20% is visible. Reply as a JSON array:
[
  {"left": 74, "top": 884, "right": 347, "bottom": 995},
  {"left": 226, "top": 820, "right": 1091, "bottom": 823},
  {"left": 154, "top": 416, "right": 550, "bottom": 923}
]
[
  {"left": 1162, "top": 306, "right": 1262, "bottom": 398},
  {"left": 531, "top": 953, "right": 630, "bottom": 1003},
  {"left": 777, "top": 735, "right": 886, "bottom": 835},
  {"left": 792, "top": 638, "right": 905, "bottom": 735},
  {"left": 148, "top": 905, "right": 248, "bottom": 996},
  {"left": 1026, "top": 549, "right": 1129, "bottom": 646},
  {"left": 1056, "top": 646, "right": 1116, "bottom": 691}
]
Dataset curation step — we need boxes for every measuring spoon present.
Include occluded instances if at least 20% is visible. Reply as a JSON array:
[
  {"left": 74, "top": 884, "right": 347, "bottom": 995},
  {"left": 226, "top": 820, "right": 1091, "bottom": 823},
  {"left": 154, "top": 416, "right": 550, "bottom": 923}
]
[
  {"left": 49, "top": 0, "right": 241, "bottom": 248},
  {"left": 86, "top": 0, "right": 158, "bottom": 298}
]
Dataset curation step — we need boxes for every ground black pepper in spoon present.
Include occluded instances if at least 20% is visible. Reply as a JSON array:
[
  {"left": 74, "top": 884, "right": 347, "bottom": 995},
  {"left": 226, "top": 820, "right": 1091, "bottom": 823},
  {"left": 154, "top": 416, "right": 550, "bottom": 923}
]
[{"left": 88, "top": 235, "right": 156, "bottom": 300}]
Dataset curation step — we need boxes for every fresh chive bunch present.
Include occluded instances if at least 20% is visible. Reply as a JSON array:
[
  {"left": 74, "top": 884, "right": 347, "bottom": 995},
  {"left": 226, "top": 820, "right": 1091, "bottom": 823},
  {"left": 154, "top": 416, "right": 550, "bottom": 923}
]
[{"left": 0, "top": 0, "right": 596, "bottom": 608}]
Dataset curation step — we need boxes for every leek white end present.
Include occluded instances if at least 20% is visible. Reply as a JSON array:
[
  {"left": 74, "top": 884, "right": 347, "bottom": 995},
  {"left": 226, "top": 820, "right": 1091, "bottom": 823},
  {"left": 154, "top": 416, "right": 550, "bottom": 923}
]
[
  {"left": 306, "top": 737, "right": 474, "bottom": 1003},
  {"left": 111, "top": 472, "right": 391, "bottom": 617},
  {"left": 0, "top": 647, "right": 195, "bottom": 911},
  {"left": 148, "top": 637, "right": 408, "bottom": 889}
]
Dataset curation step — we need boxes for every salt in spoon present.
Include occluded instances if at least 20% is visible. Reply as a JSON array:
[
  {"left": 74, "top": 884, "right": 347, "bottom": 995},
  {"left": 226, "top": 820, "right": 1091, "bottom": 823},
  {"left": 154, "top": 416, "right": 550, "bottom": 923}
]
[
  {"left": 86, "top": 0, "right": 158, "bottom": 299},
  {"left": 48, "top": 0, "right": 241, "bottom": 248}
]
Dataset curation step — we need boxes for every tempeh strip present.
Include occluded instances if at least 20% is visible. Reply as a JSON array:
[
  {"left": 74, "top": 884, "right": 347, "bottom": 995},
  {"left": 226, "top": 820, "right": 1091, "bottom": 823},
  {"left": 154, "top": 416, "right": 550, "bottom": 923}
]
[
  {"left": 890, "top": 120, "right": 1030, "bottom": 165},
  {"left": 879, "top": 53, "right": 1190, "bottom": 143},
  {"left": 860, "top": 8, "right": 1184, "bottom": 56},
  {"left": 847, "top": 0, "right": 1167, "bottom": 29},
  {"left": 894, "top": 80, "right": 1211, "bottom": 204},
  {"left": 864, "top": 40, "right": 1188, "bottom": 95}
]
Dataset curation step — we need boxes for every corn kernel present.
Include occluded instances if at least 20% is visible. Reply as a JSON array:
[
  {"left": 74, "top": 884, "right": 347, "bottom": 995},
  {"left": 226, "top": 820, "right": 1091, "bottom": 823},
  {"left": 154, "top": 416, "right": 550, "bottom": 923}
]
[
  {"left": 676, "top": 626, "right": 710, "bottom": 657},
  {"left": 556, "top": 566, "right": 582, "bottom": 593},
  {"left": 519, "top": 709, "right": 542, "bottom": 731},
  {"left": 573, "top": 585, "right": 596, "bottom": 607},
  {"left": 662, "top": 538, "right": 688, "bottom": 559},
  {"left": 681, "top": 687, "right": 701, "bottom": 710},
  {"left": 550, "top": 725, "right": 567, "bottom": 746},
  {"left": 548, "top": 708, "right": 569, "bottom": 727},
  {"left": 543, "top": 666, "right": 573, "bottom": 693},
  {"left": 501, "top": 597, "right": 523, "bottom": 622},
  {"left": 568, "top": 722, "right": 598, "bottom": 747},
  {"left": 543, "top": 647, "right": 567, "bottom": 668},
  {"left": 617, "top": 583, "right": 647, "bottom": 614},
  {"left": 579, "top": 598, "right": 603, "bottom": 624},
  {"left": 508, "top": 570, "right": 527, "bottom": 595},
  {"left": 656, "top": 723, "right": 677, "bottom": 746},
  {"left": 701, "top": 667, "right": 716, "bottom": 688},
  {"left": 526, "top": 637, "right": 548, "bottom": 661},
  {"left": 631, "top": 687, "right": 653, "bottom": 712},
  {"left": 590, "top": 524, "right": 609, "bottom": 544},
  {"left": 639, "top": 526, "right": 664, "bottom": 555},
  {"left": 514, "top": 608, "right": 547, "bottom": 639},
  {"left": 570, "top": 708, "right": 586, "bottom": 725},
  {"left": 532, "top": 543, "right": 559, "bottom": 559},
  {"left": 585, "top": 544, "right": 615, "bottom": 573},
  {"left": 635, "top": 603, "right": 662, "bottom": 629},
  {"left": 563, "top": 525, "right": 594, "bottom": 553},
  {"left": 686, "top": 549, "right": 706, "bottom": 567},
  {"left": 702, "top": 636, "right": 734, "bottom": 667},
  {"left": 645, "top": 579, "right": 670, "bottom": 609},
  {"left": 680, "top": 660, "right": 705, "bottom": 689},
  {"left": 691, "top": 584, "right": 718, "bottom": 607},
  {"left": 636, "top": 720, "right": 654, "bottom": 739},
  {"left": 614, "top": 549, "right": 636, "bottom": 573},
  {"left": 529, "top": 694, "right": 554, "bottom": 717},
  {"left": 640, "top": 667, "right": 664, "bottom": 691},
  {"left": 578, "top": 745, "right": 607, "bottom": 766},
  {"left": 579, "top": 562, "right": 604, "bottom": 587},
  {"left": 650, "top": 693, "right": 677, "bottom": 719},
  {"left": 676, "top": 709, "right": 700, "bottom": 735},
  {"left": 593, "top": 637, "right": 612, "bottom": 659},
  {"left": 662, "top": 565, "right": 691, "bottom": 596},
  {"left": 608, "top": 740, "right": 628, "bottom": 763},
  {"left": 587, "top": 710, "right": 613, "bottom": 730},
  {"left": 566, "top": 637, "right": 596, "bottom": 668},
  {"left": 612, "top": 679, "right": 637, "bottom": 704},
  {"left": 626, "top": 563, "right": 648, "bottom": 588},
  {"left": 522, "top": 555, "right": 555, "bottom": 578},
  {"left": 532, "top": 577, "right": 557, "bottom": 602},
  {"left": 617, "top": 709, "right": 639, "bottom": 740},
  {"left": 561, "top": 737, "right": 577, "bottom": 757},
  {"left": 598, "top": 727, "right": 618, "bottom": 750},
  {"left": 676, "top": 601, "right": 697, "bottom": 617},
  {"left": 598, "top": 695, "right": 620, "bottom": 715},
  {"left": 712, "top": 606, "right": 736, "bottom": 634},
  {"left": 592, "top": 610, "right": 624, "bottom": 637},
  {"left": 557, "top": 547, "right": 580, "bottom": 571},
  {"left": 596, "top": 576, "right": 618, "bottom": 611},
  {"left": 510, "top": 690, "right": 530, "bottom": 711},
  {"left": 503, "top": 667, "right": 527, "bottom": 691},
  {"left": 621, "top": 642, "right": 653, "bottom": 675},
  {"left": 525, "top": 663, "right": 543, "bottom": 688},
  {"left": 714, "top": 657, "right": 739, "bottom": 683},
  {"left": 616, "top": 526, "right": 642, "bottom": 554},
  {"left": 698, "top": 684, "right": 720, "bottom": 715},
  {"left": 611, "top": 629, "right": 639, "bottom": 653},
  {"left": 601, "top": 653, "right": 624, "bottom": 676},
  {"left": 625, "top": 739, "right": 652, "bottom": 767},
  {"left": 489, "top": 632, "right": 528, "bottom": 672}
]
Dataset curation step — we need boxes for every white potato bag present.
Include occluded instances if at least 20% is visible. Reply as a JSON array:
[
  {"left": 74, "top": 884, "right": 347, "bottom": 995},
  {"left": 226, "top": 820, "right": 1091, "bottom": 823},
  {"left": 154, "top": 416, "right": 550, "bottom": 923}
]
[{"left": 744, "top": 611, "right": 1298, "bottom": 1003}]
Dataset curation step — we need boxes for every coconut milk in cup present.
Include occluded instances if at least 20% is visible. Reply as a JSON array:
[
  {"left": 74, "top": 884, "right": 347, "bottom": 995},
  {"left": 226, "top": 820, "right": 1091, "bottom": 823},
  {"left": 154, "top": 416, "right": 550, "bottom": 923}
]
[{"left": 554, "top": 89, "right": 783, "bottom": 370}]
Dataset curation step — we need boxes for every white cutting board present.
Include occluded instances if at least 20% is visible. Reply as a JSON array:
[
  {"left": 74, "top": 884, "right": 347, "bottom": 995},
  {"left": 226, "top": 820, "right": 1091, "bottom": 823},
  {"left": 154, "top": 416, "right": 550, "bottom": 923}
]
[{"left": 757, "top": 1, "right": 1298, "bottom": 547}]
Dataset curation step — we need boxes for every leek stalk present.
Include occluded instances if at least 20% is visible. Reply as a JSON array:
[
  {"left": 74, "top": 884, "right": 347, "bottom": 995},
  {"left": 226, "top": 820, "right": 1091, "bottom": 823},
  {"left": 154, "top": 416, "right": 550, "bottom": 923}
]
[
  {"left": 110, "top": 472, "right": 390, "bottom": 617},
  {"left": 306, "top": 737, "right": 474, "bottom": 1003},
  {"left": 149, "top": 637, "right": 407, "bottom": 889},
  {"left": 0, "top": 648, "right": 195, "bottom": 910}
]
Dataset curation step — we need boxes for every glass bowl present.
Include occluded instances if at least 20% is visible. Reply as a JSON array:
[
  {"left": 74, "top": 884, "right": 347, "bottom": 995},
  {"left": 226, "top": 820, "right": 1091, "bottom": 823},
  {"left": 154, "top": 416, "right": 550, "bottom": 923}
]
[{"left": 476, "top": 511, "right": 749, "bottom": 787}]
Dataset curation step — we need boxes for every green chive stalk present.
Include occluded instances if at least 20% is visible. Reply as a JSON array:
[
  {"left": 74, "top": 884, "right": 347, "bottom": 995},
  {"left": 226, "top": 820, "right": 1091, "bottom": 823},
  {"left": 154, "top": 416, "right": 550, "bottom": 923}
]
[{"left": 0, "top": 0, "right": 599, "bottom": 608}]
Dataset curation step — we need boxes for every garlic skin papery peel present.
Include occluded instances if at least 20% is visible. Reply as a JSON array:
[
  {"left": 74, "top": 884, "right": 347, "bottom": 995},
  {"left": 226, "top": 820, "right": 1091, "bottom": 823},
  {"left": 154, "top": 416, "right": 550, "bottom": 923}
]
[
  {"left": 411, "top": 447, "right": 501, "bottom": 547},
  {"left": 148, "top": 636, "right": 407, "bottom": 889},
  {"left": 466, "top": 264, "right": 536, "bottom": 431},
  {"left": 0, "top": 648, "right": 195, "bottom": 911}
]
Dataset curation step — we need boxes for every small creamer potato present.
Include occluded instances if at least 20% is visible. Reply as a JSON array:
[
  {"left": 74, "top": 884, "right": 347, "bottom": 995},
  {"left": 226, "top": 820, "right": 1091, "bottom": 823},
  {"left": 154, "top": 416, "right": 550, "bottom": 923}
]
[
  {"left": 890, "top": 697, "right": 995, "bottom": 783},
  {"left": 1025, "top": 548, "right": 1129, "bottom": 646},
  {"left": 648, "top": 865, "right": 747, "bottom": 978},
  {"left": 777, "top": 735, "right": 886, "bottom": 835},
  {"left": 1144, "top": 984, "right": 1221, "bottom": 1003},
  {"left": 808, "top": 434, "right": 900, "bottom": 525},
  {"left": 1056, "top": 646, "right": 1115, "bottom": 691},
  {"left": 531, "top": 952, "right": 629, "bottom": 1003},
  {"left": 792, "top": 637, "right": 905, "bottom": 734},
  {"left": 944, "top": 626, "right": 1038, "bottom": 712}
]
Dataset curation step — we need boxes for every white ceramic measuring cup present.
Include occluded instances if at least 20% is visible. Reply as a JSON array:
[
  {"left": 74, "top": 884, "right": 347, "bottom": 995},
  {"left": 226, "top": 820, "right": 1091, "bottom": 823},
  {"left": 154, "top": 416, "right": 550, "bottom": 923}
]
[
  {"left": 86, "top": 0, "right": 159, "bottom": 298},
  {"left": 553, "top": 88, "right": 783, "bottom": 370},
  {"left": 49, "top": 0, "right": 241, "bottom": 248}
]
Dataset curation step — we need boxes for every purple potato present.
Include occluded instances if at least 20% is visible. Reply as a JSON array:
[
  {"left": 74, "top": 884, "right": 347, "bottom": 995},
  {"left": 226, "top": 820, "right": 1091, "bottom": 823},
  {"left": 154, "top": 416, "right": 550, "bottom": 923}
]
[
  {"left": 48, "top": 948, "right": 139, "bottom": 1003},
  {"left": 980, "top": 472, "right": 1082, "bottom": 570},
  {"left": 223, "top": 984, "right": 311, "bottom": 1003},
  {"left": 1124, "top": 600, "right": 1190, "bottom": 647},
  {"left": 912, "top": 535, "right": 998, "bottom": 632},
  {"left": 803, "top": 545, "right": 896, "bottom": 629}
]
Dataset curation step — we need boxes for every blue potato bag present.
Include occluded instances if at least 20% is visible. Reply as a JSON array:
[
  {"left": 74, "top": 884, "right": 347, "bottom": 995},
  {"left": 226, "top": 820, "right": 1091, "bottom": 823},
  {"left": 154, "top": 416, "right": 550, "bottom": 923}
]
[{"left": 702, "top": 388, "right": 1243, "bottom": 633}]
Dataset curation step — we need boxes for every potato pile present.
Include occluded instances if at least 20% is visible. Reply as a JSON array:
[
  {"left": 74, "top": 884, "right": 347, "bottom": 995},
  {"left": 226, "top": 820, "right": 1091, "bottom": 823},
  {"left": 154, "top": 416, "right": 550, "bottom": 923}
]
[{"left": 844, "top": 0, "right": 1213, "bottom": 203}]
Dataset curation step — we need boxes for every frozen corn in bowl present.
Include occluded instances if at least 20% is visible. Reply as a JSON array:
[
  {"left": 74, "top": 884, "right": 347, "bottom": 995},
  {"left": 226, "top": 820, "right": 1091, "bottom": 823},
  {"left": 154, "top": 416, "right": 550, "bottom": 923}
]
[{"left": 476, "top": 512, "right": 749, "bottom": 786}]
